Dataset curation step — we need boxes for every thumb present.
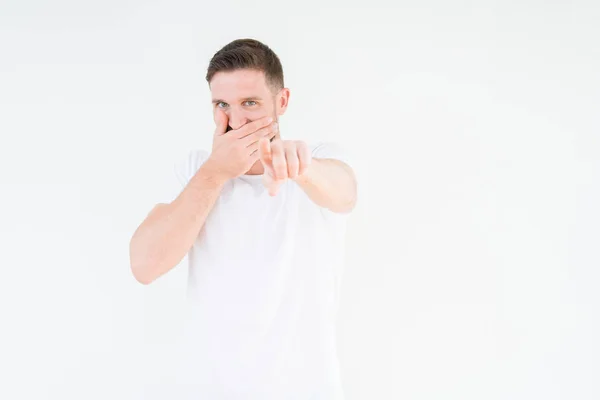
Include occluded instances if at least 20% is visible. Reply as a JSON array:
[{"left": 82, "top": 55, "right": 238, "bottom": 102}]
[
  {"left": 258, "top": 137, "right": 275, "bottom": 176},
  {"left": 258, "top": 137, "right": 272, "bottom": 165},
  {"left": 214, "top": 108, "right": 229, "bottom": 136}
]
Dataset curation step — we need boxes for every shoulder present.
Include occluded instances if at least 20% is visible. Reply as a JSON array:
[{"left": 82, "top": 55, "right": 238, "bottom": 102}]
[
  {"left": 174, "top": 149, "right": 210, "bottom": 187},
  {"left": 309, "top": 141, "right": 344, "bottom": 155},
  {"left": 308, "top": 142, "right": 348, "bottom": 158},
  {"left": 308, "top": 141, "right": 354, "bottom": 168},
  {"left": 302, "top": 142, "right": 357, "bottom": 219}
]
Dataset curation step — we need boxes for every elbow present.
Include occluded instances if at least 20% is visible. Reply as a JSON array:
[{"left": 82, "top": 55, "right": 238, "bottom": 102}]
[
  {"left": 331, "top": 182, "right": 358, "bottom": 214},
  {"left": 130, "top": 262, "right": 155, "bottom": 285},
  {"left": 129, "top": 239, "right": 157, "bottom": 285},
  {"left": 330, "top": 198, "right": 356, "bottom": 214},
  {"left": 324, "top": 192, "right": 357, "bottom": 214},
  {"left": 344, "top": 198, "right": 358, "bottom": 213}
]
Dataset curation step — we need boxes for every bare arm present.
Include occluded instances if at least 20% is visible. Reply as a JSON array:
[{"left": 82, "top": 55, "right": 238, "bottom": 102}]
[
  {"left": 128, "top": 161, "right": 226, "bottom": 284},
  {"left": 258, "top": 139, "right": 357, "bottom": 214},
  {"left": 294, "top": 157, "right": 357, "bottom": 214},
  {"left": 129, "top": 112, "right": 277, "bottom": 285}
]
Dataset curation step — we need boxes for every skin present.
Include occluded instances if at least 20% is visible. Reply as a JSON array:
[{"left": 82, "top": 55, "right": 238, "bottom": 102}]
[
  {"left": 208, "top": 69, "right": 358, "bottom": 203},
  {"left": 129, "top": 68, "right": 357, "bottom": 285}
]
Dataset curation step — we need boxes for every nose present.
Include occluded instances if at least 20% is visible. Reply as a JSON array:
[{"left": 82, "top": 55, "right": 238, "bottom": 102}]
[{"left": 228, "top": 111, "right": 251, "bottom": 131}]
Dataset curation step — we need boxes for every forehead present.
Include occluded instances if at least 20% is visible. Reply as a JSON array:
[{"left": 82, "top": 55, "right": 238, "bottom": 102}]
[{"left": 210, "top": 69, "right": 269, "bottom": 99}]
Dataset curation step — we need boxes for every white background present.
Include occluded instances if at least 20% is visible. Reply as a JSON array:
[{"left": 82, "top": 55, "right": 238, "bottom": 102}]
[{"left": 1, "top": 1, "right": 599, "bottom": 399}]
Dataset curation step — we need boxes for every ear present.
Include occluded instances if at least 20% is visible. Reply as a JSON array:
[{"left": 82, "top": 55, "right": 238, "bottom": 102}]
[{"left": 276, "top": 87, "right": 291, "bottom": 116}]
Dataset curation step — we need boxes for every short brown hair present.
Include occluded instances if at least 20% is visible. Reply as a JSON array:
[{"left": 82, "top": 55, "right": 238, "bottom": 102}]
[{"left": 205, "top": 38, "right": 284, "bottom": 93}]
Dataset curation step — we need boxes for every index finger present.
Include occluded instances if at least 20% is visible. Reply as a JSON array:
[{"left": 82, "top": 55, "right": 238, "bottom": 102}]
[
  {"left": 231, "top": 116, "right": 273, "bottom": 139},
  {"left": 214, "top": 108, "right": 229, "bottom": 136}
]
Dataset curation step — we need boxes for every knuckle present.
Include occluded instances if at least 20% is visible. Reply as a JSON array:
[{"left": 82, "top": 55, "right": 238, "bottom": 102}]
[{"left": 252, "top": 128, "right": 263, "bottom": 139}]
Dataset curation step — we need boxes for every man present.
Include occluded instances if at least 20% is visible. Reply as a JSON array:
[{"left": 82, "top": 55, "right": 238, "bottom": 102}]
[{"left": 129, "top": 38, "right": 357, "bottom": 399}]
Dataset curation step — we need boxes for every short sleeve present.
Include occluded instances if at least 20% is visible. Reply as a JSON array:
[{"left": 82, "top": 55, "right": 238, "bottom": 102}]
[
  {"left": 166, "top": 149, "right": 210, "bottom": 203},
  {"left": 310, "top": 141, "right": 354, "bottom": 170},
  {"left": 309, "top": 142, "right": 358, "bottom": 217}
]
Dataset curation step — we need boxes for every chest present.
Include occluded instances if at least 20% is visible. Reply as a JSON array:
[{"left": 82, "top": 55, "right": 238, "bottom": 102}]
[{"left": 196, "top": 178, "right": 305, "bottom": 259}]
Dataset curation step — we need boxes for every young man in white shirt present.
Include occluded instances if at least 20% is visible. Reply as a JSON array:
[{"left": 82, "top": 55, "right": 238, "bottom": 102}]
[{"left": 129, "top": 38, "right": 357, "bottom": 399}]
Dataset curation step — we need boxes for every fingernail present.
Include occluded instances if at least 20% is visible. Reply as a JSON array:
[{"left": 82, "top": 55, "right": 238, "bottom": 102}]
[
  {"left": 273, "top": 122, "right": 278, "bottom": 130},
  {"left": 268, "top": 117, "right": 273, "bottom": 123}
]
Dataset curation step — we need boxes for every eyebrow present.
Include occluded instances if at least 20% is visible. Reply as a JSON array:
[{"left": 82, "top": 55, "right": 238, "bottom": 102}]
[{"left": 212, "top": 96, "right": 263, "bottom": 104}]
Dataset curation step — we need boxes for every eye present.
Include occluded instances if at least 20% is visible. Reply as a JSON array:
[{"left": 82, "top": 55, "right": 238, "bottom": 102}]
[
  {"left": 244, "top": 100, "right": 257, "bottom": 106},
  {"left": 216, "top": 102, "right": 228, "bottom": 108}
]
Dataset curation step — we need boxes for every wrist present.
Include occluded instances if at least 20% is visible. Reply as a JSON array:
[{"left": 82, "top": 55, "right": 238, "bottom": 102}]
[
  {"left": 293, "top": 173, "right": 309, "bottom": 185},
  {"left": 293, "top": 158, "right": 317, "bottom": 184},
  {"left": 199, "top": 159, "right": 230, "bottom": 186}
]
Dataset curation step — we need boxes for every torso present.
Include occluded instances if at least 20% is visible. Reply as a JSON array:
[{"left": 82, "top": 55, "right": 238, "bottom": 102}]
[{"left": 178, "top": 152, "right": 348, "bottom": 399}]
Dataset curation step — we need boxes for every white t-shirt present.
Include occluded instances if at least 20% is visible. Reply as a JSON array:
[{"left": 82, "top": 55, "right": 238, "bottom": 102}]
[{"left": 171, "top": 142, "right": 353, "bottom": 400}]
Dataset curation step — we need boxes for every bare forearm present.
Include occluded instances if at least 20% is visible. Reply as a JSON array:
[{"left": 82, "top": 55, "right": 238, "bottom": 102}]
[
  {"left": 294, "top": 158, "right": 357, "bottom": 213},
  {"left": 129, "top": 161, "right": 226, "bottom": 284}
]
